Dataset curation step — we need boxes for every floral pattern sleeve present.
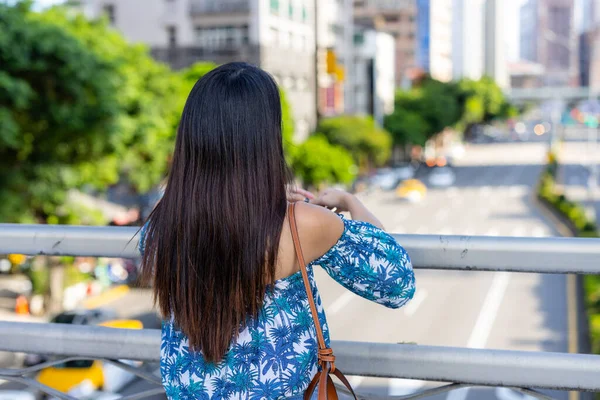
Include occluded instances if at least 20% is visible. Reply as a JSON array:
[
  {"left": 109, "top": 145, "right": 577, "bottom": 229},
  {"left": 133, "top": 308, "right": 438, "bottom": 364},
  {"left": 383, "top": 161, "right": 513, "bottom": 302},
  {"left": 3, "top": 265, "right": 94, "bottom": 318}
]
[{"left": 310, "top": 217, "right": 416, "bottom": 309}]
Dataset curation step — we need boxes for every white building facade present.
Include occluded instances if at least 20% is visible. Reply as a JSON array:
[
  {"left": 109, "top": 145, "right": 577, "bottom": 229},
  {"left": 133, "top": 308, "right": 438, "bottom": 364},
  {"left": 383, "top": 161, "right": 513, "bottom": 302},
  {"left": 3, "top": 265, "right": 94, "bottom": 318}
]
[
  {"left": 452, "top": 0, "right": 485, "bottom": 80},
  {"left": 484, "top": 0, "right": 508, "bottom": 87},
  {"left": 78, "top": 0, "right": 316, "bottom": 142},
  {"left": 351, "top": 28, "right": 396, "bottom": 126},
  {"left": 416, "top": 0, "right": 453, "bottom": 82}
]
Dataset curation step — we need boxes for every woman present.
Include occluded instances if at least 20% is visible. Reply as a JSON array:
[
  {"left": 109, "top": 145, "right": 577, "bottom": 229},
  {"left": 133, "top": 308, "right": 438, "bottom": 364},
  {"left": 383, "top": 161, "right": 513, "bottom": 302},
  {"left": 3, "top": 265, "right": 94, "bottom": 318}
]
[{"left": 139, "top": 62, "right": 415, "bottom": 399}]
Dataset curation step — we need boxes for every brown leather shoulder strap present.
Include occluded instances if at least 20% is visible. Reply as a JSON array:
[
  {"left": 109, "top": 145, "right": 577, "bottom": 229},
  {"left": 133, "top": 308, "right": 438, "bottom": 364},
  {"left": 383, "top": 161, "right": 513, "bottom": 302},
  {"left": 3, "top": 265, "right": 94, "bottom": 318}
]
[{"left": 288, "top": 202, "right": 327, "bottom": 351}]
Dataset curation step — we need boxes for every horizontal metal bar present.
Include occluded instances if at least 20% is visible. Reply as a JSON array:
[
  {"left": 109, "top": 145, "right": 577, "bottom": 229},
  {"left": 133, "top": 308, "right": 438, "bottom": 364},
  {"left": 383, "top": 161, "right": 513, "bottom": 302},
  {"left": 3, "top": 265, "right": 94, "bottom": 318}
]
[
  {"left": 0, "top": 322, "right": 159, "bottom": 362},
  {"left": 1, "top": 323, "right": 600, "bottom": 392},
  {"left": 1, "top": 224, "right": 599, "bottom": 274}
]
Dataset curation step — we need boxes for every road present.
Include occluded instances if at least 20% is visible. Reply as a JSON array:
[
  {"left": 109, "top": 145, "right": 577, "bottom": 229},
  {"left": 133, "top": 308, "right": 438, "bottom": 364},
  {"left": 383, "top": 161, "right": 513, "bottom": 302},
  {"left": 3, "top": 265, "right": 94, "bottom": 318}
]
[
  {"left": 107, "top": 141, "right": 578, "bottom": 400},
  {"left": 0, "top": 141, "right": 575, "bottom": 399}
]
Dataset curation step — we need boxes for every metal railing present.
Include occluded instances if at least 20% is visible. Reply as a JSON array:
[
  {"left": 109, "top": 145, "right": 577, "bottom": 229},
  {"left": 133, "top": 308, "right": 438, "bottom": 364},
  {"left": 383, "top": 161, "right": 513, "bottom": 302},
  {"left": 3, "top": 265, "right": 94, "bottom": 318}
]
[{"left": 1, "top": 224, "right": 600, "bottom": 399}]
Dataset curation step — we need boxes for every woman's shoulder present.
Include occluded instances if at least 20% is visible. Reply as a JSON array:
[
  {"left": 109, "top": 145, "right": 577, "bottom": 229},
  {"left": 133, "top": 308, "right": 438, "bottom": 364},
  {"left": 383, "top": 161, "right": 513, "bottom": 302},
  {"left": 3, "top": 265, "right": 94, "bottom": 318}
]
[{"left": 291, "top": 202, "right": 345, "bottom": 264}]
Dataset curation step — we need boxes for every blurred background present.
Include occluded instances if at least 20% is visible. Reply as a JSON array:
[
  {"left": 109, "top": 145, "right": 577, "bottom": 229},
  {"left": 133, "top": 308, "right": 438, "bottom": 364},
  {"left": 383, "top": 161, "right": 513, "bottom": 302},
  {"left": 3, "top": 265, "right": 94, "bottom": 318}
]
[{"left": 1, "top": 0, "right": 600, "bottom": 399}]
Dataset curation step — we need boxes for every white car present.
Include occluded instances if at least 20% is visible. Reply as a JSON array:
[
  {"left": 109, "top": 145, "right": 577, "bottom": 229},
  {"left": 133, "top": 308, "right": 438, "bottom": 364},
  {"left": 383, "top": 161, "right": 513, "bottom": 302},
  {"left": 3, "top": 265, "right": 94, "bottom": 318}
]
[{"left": 428, "top": 167, "right": 456, "bottom": 187}]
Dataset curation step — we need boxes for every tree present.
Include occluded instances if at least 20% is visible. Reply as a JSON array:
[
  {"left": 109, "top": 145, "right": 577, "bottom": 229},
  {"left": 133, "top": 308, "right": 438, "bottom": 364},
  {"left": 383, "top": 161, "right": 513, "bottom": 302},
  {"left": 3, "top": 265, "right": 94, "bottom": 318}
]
[
  {"left": 317, "top": 116, "right": 392, "bottom": 169},
  {"left": 0, "top": 3, "right": 124, "bottom": 223},
  {"left": 385, "top": 78, "right": 461, "bottom": 149},
  {"left": 36, "top": 7, "right": 183, "bottom": 197},
  {"left": 291, "top": 135, "right": 356, "bottom": 188}
]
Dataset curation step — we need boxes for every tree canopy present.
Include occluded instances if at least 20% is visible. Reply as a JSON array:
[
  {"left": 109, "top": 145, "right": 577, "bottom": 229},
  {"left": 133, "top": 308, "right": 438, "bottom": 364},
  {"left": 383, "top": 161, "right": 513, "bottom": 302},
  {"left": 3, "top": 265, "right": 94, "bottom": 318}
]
[{"left": 317, "top": 116, "right": 392, "bottom": 169}]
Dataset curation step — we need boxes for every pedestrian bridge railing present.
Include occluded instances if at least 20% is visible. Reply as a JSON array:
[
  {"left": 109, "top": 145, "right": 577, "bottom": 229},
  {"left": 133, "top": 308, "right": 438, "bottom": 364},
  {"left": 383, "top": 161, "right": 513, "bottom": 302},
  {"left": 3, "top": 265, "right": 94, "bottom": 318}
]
[{"left": 0, "top": 224, "right": 600, "bottom": 400}]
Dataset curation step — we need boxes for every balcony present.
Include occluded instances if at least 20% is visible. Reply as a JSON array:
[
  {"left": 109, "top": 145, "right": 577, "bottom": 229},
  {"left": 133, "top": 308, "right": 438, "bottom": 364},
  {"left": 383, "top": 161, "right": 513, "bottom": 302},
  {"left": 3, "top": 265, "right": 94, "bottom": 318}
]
[
  {"left": 0, "top": 224, "right": 600, "bottom": 398},
  {"left": 189, "top": 1, "right": 250, "bottom": 16}
]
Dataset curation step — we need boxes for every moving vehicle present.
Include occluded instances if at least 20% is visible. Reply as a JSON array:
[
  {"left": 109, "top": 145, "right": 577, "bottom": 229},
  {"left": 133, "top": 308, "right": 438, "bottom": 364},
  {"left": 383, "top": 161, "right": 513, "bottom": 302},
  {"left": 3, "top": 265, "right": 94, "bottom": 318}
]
[
  {"left": 36, "top": 319, "right": 143, "bottom": 396},
  {"left": 427, "top": 167, "right": 456, "bottom": 187},
  {"left": 24, "top": 309, "right": 118, "bottom": 367},
  {"left": 396, "top": 179, "right": 427, "bottom": 202},
  {"left": 371, "top": 165, "right": 415, "bottom": 191}
]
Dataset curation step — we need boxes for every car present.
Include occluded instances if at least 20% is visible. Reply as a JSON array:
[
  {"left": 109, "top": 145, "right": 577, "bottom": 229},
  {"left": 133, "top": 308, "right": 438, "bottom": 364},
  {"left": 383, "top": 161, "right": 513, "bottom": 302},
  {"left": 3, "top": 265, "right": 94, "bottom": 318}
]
[
  {"left": 392, "top": 164, "right": 415, "bottom": 181},
  {"left": 23, "top": 309, "right": 118, "bottom": 367},
  {"left": 371, "top": 168, "right": 399, "bottom": 191},
  {"left": 427, "top": 167, "right": 456, "bottom": 187},
  {"left": 36, "top": 319, "right": 143, "bottom": 397},
  {"left": 396, "top": 179, "right": 427, "bottom": 202}
]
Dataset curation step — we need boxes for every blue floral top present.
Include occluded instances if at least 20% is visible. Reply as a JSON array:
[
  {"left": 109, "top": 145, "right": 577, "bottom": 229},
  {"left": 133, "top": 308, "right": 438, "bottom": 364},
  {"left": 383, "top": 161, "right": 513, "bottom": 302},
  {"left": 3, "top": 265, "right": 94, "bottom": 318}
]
[{"left": 140, "top": 217, "right": 415, "bottom": 400}]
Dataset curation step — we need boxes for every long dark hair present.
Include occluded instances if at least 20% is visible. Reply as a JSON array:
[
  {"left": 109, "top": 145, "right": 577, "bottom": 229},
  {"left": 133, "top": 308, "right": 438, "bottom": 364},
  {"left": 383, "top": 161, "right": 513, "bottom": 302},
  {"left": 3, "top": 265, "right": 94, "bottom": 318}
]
[{"left": 141, "top": 62, "right": 293, "bottom": 362}]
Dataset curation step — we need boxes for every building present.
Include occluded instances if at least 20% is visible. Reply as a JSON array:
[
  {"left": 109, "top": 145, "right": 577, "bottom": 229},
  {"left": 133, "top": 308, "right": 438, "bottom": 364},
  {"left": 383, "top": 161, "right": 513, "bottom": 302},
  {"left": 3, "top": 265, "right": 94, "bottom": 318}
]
[
  {"left": 520, "top": 0, "right": 538, "bottom": 63},
  {"left": 519, "top": 0, "right": 578, "bottom": 86},
  {"left": 353, "top": 0, "right": 416, "bottom": 87},
  {"left": 316, "top": 0, "right": 353, "bottom": 116},
  {"left": 508, "top": 61, "right": 545, "bottom": 88},
  {"left": 351, "top": 26, "right": 396, "bottom": 125},
  {"left": 415, "top": 0, "right": 453, "bottom": 82},
  {"left": 484, "top": 0, "right": 508, "bottom": 87},
  {"left": 452, "top": 0, "right": 484, "bottom": 80},
  {"left": 78, "top": 0, "right": 317, "bottom": 142}
]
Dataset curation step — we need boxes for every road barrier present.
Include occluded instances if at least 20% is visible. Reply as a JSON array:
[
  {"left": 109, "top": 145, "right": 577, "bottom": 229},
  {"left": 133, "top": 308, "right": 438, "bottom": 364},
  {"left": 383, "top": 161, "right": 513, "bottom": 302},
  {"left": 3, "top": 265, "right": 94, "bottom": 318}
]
[{"left": 1, "top": 224, "right": 600, "bottom": 399}]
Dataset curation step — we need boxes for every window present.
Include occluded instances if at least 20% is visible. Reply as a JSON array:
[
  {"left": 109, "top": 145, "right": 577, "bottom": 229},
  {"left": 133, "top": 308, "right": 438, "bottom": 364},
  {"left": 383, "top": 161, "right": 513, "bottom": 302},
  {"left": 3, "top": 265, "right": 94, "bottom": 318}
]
[
  {"left": 167, "top": 26, "right": 177, "bottom": 47},
  {"left": 270, "top": 0, "right": 279, "bottom": 14},
  {"left": 353, "top": 32, "right": 364, "bottom": 45},
  {"left": 302, "top": 6, "right": 307, "bottom": 22},
  {"left": 242, "top": 24, "right": 249, "bottom": 44},
  {"left": 408, "top": 32, "right": 415, "bottom": 40},
  {"left": 289, "top": 3, "right": 294, "bottom": 18},
  {"left": 102, "top": 4, "right": 115, "bottom": 24},
  {"left": 385, "top": 15, "right": 399, "bottom": 23}
]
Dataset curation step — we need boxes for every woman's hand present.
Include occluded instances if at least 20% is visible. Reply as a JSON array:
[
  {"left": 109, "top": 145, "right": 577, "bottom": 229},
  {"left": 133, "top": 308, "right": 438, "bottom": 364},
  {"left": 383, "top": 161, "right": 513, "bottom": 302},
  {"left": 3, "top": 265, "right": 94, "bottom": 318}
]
[
  {"left": 287, "top": 186, "right": 315, "bottom": 203},
  {"left": 310, "top": 189, "right": 353, "bottom": 213}
]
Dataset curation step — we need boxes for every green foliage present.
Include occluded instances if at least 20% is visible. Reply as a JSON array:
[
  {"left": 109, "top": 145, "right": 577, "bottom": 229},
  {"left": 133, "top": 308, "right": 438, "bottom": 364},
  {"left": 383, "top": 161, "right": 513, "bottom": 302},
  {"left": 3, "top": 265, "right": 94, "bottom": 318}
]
[
  {"left": 291, "top": 135, "right": 356, "bottom": 188},
  {"left": 37, "top": 8, "right": 183, "bottom": 195},
  {"left": 279, "top": 89, "right": 295, "bottom": 158},
  {"left": 385, "top": 76, "right": 517, "bottom": 147},
  {"left": 318, "top": 116, "right": 392, "bottom": 168},
  {"left": 0, "top": 3, "right": 123, "bottom": 223},
  {"left": 0, "top": 3, "right": 186, "bottom": 223}
]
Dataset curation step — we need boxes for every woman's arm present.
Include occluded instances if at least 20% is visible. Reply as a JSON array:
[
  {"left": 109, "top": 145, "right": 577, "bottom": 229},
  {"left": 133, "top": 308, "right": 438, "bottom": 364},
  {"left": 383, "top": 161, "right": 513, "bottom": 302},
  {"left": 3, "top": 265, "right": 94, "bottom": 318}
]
[{"left": 310, "top": 189, "right": 384, "bottom": 229}]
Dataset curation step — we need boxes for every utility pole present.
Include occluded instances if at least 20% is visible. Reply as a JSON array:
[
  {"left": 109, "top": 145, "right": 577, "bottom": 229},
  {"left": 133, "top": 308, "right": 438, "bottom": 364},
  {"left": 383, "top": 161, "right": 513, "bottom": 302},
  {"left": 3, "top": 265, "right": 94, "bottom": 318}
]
[{"left": 314, "top": 0, "right": 321, "bottom": 127}]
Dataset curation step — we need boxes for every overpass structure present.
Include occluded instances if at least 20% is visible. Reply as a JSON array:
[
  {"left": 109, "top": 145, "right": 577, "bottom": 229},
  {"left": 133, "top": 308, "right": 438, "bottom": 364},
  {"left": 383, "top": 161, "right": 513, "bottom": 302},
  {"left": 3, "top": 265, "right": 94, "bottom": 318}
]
[
  {"left": 0, "top": 224, "right": 599, "bottom": 399},
  {"left": 507, "top": 86, "right": 600, "bottom": 104}
]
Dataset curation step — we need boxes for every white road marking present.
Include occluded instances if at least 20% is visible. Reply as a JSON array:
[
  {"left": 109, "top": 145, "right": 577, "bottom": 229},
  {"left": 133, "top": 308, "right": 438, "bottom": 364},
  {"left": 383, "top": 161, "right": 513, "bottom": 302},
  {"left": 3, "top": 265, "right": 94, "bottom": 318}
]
[
  {"left": 531, "top": 227, "right": 548, "bottom": 237},
  {"left": 468, "top": 272, "right": 511, "bottom": 348},
  {"left": 479, "top": 186, "right": 492, "bottom": 196},
  {"left": 447, "top": 188, "right": 459, "bottom": 198},
  {"left": 389, "top": 378, "right": 427, "bottom": 396},
  {"left": 446, "top": 272, "right": 511, "bottom": 400},
  {"left": 508, "top": 186, "right": 528, "bottom": 198},
  {"left": 496, "top": 387, "right": 537, "bottom": 400},
  {"left": 510, "top": 226, "right": 526, "bottom": 237},
  {"left": 328, "top": 292, "right": 354, "bottom": 314},
  {"left": 404, "top": 289, "right": 428, "bottom": 317},
  {"left": 435, "top": 208, "right": 450, "bottom": 221},
  {"left": 437, "top": 228, "right": 453, "bottom": 236},
  {"left": 393, "top": 226, "right": 405, "bottom": 234},
  {"left": 484, "top": 228, "right": 499, "bottom": 237},
  {"left": 415, "top": 226, "right": 428, "bottom": 234}
]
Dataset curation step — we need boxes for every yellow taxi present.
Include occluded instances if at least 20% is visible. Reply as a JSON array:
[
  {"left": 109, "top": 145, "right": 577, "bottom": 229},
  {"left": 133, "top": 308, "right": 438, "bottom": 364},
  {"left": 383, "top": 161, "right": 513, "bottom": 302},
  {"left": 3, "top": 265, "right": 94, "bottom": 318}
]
[
  {"left": 36, "top": 319, "right": 143, "bottom": 396},
  {"left": 396, "top": 179, "right": 427, "bottom": 202}
]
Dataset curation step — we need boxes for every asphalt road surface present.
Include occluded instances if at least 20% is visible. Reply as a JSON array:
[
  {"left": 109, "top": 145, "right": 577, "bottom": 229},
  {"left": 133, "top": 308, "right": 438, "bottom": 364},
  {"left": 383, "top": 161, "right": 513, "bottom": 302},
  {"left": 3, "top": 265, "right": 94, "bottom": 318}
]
[
  {"left": 111, "top": 141, "right": 580, "bottom": 400},
  {"left": 1, "top": 141, "right": 580, "bottom": 400}
]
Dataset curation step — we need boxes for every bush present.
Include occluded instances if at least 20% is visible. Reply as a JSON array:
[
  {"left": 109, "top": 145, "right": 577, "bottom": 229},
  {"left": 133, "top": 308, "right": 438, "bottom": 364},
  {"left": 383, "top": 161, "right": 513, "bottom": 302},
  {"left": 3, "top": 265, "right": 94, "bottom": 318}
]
[
  {"left": 539, "top": 152, "right": 600, "bottom": 361},
  {"left": 291, "top": 135, "right": 356, "bottom": 189},
  {"left": 317, "top": 116, "right": 392, "bottom": 169}
]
